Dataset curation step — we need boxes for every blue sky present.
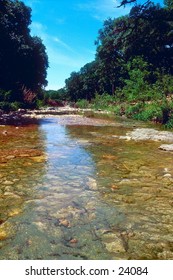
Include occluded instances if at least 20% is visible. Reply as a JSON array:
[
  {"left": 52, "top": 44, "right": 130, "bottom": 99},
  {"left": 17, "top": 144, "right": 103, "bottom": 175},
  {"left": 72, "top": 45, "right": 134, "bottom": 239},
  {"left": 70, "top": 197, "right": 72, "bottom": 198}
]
[{"left": 23, "top": 0, "right": 162, "bottom": 90}]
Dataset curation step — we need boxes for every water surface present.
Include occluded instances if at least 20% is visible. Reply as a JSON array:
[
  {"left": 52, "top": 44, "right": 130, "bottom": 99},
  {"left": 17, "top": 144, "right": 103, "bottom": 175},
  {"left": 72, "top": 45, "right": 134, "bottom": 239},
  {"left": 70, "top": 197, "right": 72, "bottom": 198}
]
[{"left": 0, "top": 115, "right": 173, "bottom": 259}]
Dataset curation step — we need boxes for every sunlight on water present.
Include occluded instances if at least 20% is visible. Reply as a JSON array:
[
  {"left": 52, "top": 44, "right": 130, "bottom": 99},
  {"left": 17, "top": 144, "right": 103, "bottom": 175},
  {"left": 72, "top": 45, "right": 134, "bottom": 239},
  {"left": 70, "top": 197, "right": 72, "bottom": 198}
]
[{"left": 0, "top": 116, "right": 173, "bottom": 259}]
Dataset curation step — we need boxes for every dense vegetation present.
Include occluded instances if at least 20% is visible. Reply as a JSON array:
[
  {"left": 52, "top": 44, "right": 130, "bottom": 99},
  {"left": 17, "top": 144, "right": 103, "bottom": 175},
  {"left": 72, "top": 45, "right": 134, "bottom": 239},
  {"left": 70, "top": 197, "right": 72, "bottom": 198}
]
[
  {"left": 63, "top": 0, "right": 173, "bottom": 127},
  {"left": 0, "top": 0, "right": 48, "bottom": 110},
  {"left": 1, "top": 0, "right": 173, "bottom": 127}
]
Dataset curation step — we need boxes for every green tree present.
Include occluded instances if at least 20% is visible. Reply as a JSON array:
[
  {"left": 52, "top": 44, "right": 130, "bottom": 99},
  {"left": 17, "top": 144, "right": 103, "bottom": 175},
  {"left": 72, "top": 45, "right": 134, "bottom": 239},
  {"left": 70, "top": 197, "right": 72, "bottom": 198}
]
[
  {"left": 65, "top": 72, "right": 84, "bottom": 102},
  {"left": 79, "top": 61, "right": 100, "bottom": 100},
  {"left": 65, "top": 61, "right": 100, "bottom": 101},
  {"left": 95, "top": 18, "right": 126, "bottom": 95},
  {"left": 122, "top": 57, "right": 153, "bottom": 101},
  {"left": 113, "top": 2, "right": 173, "bottom": 73},
  {"left": 0, "top": 0, "right": 48, "bottom": 105}
]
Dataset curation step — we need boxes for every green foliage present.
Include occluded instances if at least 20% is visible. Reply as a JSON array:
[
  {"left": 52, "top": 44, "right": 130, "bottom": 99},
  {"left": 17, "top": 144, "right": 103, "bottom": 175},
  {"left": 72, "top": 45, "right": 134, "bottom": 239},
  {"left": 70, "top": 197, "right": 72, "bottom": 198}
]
[
  {"left": 113, "top": 104, "right": 124, "bottom": 115},
  {"left": 122, "top": 57, "right": 152, "bottom": 102},
  {"left": 0, "top": 0, "right": 48, "bottom": 106},
  {"left": 45, "top": 88, "right": 67, "bottom": 102},
  {"left": 165, "top": 116, "right": 173, "bottom": 128},
  {"left": 0, "top": 89, "right": 12, "bottom": 102},
  {"left": 36, "top": 99, "right": 45, "bottom": 109},
  {"left": 153, "top": 74, "right": 173, "bottom": 97},
  {"left": 91, "top": 93, "right": 117, "bottom": 111},
  {"left": 164, "top": 0, "right": 173, "bottom": 9},
  {"left": 129, "top": 99, "right": 172, "bottom": 125},
  {"left": 135, "top": 103, "right": 163, "bottom": 122},
  {"left": 0, "top": 101, "right": 21, "bottom": 111},
  {"left": 76, "top": 99, "right": 90, "bottom": 109},
  {"left": 65, "top": 61, "right": 99, "bottom": 102},
  {"left": 124, "top": 102, "right": 144, "bottom": 118},
  {"left": 121, "top": 57, "right": 173, "bottom": 103},
  {"left": 65, "top": 2, "right": 173, "bottom": 105},
  {"left": 61, "top": 1, "right": 173, "bottom": 128}
]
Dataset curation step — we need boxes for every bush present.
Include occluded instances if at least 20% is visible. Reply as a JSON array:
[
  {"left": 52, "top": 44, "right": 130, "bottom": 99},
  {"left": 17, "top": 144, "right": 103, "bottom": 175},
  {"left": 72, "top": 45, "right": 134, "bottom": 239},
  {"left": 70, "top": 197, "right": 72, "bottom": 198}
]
[
  {"left": 122, "top": 57, "right": 152, "bottom": 102},
  {"left": 91, "top": 93, "right": 116, "bottom": 110},
  {"left": 76, "top": 99, "right": 90, "bottom": 109},
  {"left": 0, "top": 102, "right": 13, "bottom": 112},
  {"left": 113, "top": 104, "right": 124, "bottom": 115},
  {"left": 135, "top": 102, "right": 165, "bottom": 122},
  {"left": 124, "top": 102, "right": 144, "bottom": 117},
  {"left": 154, "top": 74, "right": 173, "bottom": 97},
  {"left": 0, "top": 101, "right": 24, "bottom": 111},
  {"left": 165, "top": 117, "right": 173, "bottom": 128},
  {"left": 36, "top": 99, "right": 46, "bottom": 109}
]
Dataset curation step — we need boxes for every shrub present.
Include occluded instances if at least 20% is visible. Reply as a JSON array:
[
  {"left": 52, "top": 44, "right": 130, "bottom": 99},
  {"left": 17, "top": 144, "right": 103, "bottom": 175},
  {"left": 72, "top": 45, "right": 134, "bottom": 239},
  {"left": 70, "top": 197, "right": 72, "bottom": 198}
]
[
  {"left": 124, "top": 102, "right": 144, "bottom": 118},
  {"left": 0, "top": 102, "right": 13, "bottom": 112},
  {"left": 76, "top": 99, "right": 90, "bottom": 109},
  {"left": 135, "top": 102, "right": 164, "bottom": 122},
  {"left": 165, "top": 117, "right": 173, "bottom": 129},
  {"left": 122, "top": 57, "right": 152, "bottom": 102},
  {"left": 91, "top": 93, "right": 117, "bottom": 110}
]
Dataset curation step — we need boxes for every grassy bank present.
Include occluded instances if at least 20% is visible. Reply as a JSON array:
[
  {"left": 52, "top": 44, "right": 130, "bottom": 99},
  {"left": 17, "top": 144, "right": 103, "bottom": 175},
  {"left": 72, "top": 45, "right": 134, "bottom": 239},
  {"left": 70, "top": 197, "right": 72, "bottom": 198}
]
[{"left": 76, "top": 94, "right": 173, "bottom": 129}]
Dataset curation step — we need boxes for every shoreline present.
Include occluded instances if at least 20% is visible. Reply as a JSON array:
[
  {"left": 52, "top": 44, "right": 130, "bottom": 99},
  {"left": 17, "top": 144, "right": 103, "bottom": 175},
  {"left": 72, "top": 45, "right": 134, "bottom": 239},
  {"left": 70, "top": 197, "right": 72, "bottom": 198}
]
[
  {"left": 0, "top": 107, "right": 81, "bottom": 126},
  {"left": 1, "top": 108, "right": 173, "bottom": 152},
  {"left": 0, "top": 106, "right": 110, "bottom": 126}
]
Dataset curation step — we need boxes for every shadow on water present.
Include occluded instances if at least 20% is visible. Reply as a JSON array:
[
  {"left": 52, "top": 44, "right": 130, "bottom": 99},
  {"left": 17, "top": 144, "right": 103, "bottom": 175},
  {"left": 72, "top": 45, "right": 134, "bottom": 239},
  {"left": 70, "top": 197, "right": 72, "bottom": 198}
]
[{"left": 0, "top": 116, "right": 173, "bottom": 259}]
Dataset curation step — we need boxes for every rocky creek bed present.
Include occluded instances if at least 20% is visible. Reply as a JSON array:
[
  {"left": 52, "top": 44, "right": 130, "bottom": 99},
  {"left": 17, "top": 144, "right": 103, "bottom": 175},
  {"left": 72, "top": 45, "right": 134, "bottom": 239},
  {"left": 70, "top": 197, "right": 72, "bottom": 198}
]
[{"left": 0, "top": 114, "right": 173, "bottom": 259}]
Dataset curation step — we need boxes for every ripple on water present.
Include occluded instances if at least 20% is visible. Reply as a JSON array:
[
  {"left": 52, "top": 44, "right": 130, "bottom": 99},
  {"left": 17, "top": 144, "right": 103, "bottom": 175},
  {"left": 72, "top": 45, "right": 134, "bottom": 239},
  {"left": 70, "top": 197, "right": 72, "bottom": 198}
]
[{"left": 0, "top": 116, "right": 173, "bottom": 259}]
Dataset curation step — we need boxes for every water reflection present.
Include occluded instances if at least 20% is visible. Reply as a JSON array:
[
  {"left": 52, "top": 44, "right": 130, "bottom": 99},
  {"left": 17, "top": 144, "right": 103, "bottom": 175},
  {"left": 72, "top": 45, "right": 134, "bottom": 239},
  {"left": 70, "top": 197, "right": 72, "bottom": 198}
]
[
  {"left": 0, "top": 117, "right": 173, "bottom": 260},
  {"left": 67, "top": 123, "right": 173, "bottom": 260}
]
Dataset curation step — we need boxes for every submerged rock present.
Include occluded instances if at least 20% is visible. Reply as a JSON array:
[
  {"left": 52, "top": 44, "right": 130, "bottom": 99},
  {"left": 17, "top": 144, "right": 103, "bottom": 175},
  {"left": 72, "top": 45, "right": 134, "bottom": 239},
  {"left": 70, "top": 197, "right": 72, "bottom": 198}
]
[
  {"left": 0, "top": 230, "right": 8, "bottom": 241},
  {"left": 86, "top": 177, "right": 98, "bottom": 191},
  {"left": 102, "top": 232, "right": 126, "bottom": 253}
]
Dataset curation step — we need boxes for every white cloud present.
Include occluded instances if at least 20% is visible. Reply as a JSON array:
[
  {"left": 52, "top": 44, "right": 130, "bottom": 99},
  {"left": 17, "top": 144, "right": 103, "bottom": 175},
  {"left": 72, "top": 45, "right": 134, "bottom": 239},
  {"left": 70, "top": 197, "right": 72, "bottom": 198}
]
[
  {"left": 53, "top": 37, "right": 74, "bottom": 52},
  {"left": 47, "top": 45, "right": 89, "bottom": 69},
  {"left": 30, "top": 21, "right": 92, "bottom": 73},
  {"left": 31, "top": 22, "right": 74, "bottom": 52},
  {"left": 30, "top": 22, "right": 48, "bottom": 41},
  {"left": 75, "top": 0, "right": 130, "bottom": 21}
]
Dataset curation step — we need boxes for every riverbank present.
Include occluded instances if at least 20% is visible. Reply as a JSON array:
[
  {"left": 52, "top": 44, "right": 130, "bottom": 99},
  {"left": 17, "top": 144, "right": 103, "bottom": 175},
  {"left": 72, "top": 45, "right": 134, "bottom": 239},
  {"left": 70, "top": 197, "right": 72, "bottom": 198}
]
[
  {"left": 1, "top": 107, "right": 173, "bottom": 153},
  {"left": 0, "top": 106, "right": 108, "bottom": 125},
  {"left": 0, "top": 110, "right": 38, "bottom": 125}
]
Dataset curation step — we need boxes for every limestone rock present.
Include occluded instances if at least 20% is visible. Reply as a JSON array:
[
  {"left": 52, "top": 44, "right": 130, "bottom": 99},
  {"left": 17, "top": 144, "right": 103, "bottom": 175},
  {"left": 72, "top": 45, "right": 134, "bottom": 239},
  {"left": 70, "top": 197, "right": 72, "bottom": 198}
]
[
  {"left": 126, "top": 128, "right": 173, "bottom": 142},
  {"left": 159, "top": 144, "right": 173, "bottom": 151}
]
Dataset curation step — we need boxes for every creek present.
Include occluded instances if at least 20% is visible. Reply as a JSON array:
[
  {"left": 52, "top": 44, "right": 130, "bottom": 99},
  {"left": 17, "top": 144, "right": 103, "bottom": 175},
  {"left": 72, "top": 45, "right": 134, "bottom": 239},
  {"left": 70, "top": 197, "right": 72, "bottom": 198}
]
[{"left": 0, "top": 115, "right": 173, "bottom": 259}]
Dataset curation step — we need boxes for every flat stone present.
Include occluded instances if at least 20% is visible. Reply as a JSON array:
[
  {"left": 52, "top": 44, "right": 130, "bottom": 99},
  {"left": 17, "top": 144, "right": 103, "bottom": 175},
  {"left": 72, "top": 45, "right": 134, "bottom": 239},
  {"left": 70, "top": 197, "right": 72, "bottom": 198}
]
[
  {"left": 159, "top": 144, "right": 173, "bottom": 151},
  {"left": 126, "top": 128, "right": 173, "bottom": 142}
]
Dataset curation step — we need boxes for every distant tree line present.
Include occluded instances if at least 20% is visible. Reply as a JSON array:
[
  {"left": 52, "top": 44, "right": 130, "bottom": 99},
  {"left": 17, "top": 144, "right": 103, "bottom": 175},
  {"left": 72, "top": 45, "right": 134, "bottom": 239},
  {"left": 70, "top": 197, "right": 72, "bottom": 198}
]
[{"left": 0, "top": 0, "right": 48, "bottom": 110}]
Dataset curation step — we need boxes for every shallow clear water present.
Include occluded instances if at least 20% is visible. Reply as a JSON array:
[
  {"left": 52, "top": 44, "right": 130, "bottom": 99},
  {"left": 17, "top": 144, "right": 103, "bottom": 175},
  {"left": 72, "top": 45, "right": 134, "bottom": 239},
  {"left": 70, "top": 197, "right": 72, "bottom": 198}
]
[{"left": 0, "top": 116, "right": 173, "bottom": 259}]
